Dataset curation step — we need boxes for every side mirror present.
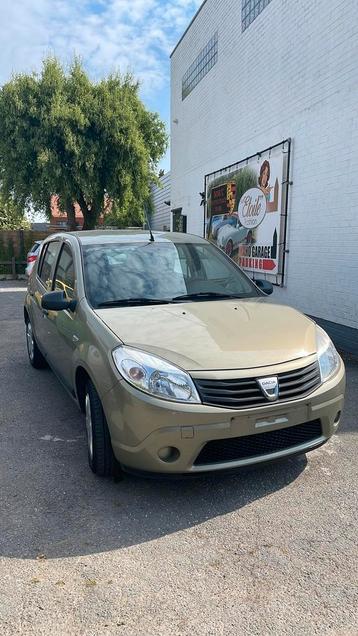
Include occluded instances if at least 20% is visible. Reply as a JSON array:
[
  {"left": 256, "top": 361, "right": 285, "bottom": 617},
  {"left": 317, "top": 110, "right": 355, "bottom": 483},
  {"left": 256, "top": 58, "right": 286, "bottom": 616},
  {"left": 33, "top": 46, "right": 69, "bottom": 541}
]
[
  {"left": 41, "top": 290, "right": 77, "bottom": 312},
  {"left": 255, "top": 279, "right": 273, "bottom": 295}
]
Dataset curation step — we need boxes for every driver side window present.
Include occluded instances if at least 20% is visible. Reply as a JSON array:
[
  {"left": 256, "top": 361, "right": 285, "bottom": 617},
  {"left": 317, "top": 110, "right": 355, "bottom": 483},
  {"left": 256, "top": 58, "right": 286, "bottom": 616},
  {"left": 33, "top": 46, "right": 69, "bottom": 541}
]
[
  {"left": 53, "top": 244, "right": 76, "bottom": 300},
  {"left": 38, "top": 241, "right": 60, "bottom": 290}
]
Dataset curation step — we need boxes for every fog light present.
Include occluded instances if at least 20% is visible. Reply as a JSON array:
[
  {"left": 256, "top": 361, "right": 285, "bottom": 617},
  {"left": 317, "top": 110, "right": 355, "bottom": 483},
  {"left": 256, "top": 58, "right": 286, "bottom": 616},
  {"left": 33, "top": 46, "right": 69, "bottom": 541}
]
[
  {"left": 334, "top": 411, "right": 341, "bottom": 425},
  {"left": 158, "top": 446, "right": 180, "bottom": 463}
]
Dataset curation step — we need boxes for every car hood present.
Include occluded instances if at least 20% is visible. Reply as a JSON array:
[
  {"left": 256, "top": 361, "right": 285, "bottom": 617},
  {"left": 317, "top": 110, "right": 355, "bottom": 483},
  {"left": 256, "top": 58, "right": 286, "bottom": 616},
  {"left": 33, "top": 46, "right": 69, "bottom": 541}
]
[{"left": 95, "top": 298, "right": 317, "bottom": 371}]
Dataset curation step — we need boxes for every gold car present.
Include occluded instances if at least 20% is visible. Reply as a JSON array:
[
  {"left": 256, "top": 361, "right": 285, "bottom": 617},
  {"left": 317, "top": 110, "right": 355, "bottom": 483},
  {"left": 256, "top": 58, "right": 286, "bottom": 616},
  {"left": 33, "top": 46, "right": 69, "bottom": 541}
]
[{"left": 24, "top": 231, "right": 345, "bottom": 477}]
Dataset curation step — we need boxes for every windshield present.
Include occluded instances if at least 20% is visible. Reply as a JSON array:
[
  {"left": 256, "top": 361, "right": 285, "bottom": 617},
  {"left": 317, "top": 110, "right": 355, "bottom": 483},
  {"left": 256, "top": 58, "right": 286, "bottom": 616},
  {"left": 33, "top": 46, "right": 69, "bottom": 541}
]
[{"left": 82, "top": 240, "right": 259, "bottom": 308}]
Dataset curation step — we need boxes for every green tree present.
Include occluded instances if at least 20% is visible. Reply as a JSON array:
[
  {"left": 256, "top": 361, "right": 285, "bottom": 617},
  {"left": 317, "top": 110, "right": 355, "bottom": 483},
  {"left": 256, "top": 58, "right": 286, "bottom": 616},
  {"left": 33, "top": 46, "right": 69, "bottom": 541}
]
[
  {"left": 0, "top": 192, "right": 29, "bottom": 229},
  {"left": 103, "top": 192, "right": 154, "bottom": 229},
  {"left": 0, "top": 57, "right": 168, "bottom": 229}
]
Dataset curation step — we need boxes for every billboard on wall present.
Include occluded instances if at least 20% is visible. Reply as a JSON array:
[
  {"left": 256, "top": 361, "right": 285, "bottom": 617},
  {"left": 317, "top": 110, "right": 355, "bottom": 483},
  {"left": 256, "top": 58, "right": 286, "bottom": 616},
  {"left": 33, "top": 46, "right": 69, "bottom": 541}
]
[{"left": 205, "top": 140, "right": 290, "bottom": 285}]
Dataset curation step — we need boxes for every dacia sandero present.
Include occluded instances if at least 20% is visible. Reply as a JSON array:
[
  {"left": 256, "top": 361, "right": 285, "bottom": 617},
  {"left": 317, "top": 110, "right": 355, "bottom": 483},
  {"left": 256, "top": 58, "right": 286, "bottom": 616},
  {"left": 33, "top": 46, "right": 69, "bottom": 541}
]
[{"left": 24, "top": 231, "right": 345, "bottom": 477}]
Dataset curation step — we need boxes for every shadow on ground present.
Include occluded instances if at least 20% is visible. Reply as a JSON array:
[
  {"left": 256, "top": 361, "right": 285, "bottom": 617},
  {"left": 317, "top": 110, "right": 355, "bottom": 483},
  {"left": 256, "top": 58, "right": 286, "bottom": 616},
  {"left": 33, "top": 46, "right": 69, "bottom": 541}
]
[{"left": 1, "top": 364, "right": 308, "bottom": 559}]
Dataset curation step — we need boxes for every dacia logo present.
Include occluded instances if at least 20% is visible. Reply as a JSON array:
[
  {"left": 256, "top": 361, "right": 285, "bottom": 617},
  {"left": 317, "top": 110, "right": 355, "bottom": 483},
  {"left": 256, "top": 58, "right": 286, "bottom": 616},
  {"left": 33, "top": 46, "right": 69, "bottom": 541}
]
[{"left": 257, "top": 376, "right": 279, "bottom": 401}]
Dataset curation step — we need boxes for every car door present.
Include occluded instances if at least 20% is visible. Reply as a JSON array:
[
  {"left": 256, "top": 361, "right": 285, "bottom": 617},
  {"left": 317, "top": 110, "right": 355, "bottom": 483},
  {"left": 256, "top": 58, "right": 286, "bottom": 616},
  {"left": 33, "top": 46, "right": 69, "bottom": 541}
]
[
  {"left": 31, "top": 239, "right": 61, "bottom": 355},
  {"left": 44, "top": 241, "right": 80, "bottom": 390}
]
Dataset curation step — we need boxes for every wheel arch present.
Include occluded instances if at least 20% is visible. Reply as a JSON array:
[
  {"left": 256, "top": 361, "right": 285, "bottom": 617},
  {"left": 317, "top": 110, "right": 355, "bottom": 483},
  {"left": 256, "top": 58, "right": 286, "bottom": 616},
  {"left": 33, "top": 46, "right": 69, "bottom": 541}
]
[
  {"left": 75, "top": 366, "right": 91, "bottom": 413},
  {"left": 75, "top": 365, "right": 104, "bottom": 414}
]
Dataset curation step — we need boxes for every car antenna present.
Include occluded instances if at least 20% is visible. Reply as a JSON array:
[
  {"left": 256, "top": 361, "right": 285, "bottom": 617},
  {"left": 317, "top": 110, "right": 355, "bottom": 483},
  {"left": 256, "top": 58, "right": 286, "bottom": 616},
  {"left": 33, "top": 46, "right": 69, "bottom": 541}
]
[{"left": 144, "top": 204, "right": 155, "bottom": 242}]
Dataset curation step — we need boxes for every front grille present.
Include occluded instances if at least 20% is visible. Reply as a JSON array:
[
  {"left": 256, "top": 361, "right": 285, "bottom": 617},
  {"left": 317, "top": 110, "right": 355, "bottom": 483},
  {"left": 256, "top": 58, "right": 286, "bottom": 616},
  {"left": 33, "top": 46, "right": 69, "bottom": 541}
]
[
  {"left": 194, "top": 419, "right": 323, "bottom": 466},
  {"left": 194, "top": 360, "right": 321, "bottom": 409}
]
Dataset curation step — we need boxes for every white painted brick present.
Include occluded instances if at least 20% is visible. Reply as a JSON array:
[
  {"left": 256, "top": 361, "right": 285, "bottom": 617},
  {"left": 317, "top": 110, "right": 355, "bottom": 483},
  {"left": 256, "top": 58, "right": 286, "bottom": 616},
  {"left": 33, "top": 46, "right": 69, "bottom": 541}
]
[
  {"left": 151, "top": 172, "right": 171, "bottom": 231},
  {"left": 171, "top": 0, "right": 358, "bottom": 329}
]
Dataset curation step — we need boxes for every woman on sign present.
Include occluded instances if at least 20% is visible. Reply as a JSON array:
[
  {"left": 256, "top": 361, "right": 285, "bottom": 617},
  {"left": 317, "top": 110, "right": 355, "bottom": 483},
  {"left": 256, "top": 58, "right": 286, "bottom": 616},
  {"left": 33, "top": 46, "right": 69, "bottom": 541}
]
[{"left": 258, "top": 160, "right": 273, "bottom": 200}]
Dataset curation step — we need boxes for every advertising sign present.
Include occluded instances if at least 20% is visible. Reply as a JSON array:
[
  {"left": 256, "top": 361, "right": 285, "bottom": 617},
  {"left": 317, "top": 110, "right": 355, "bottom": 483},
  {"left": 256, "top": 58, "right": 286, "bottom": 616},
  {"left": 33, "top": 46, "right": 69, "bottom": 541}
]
[
  {"left": 211, "top": 182, "right": 236, "bottom": 215},
  {"left": 206, "top": 141, "right": 290, "bottom": 284}
]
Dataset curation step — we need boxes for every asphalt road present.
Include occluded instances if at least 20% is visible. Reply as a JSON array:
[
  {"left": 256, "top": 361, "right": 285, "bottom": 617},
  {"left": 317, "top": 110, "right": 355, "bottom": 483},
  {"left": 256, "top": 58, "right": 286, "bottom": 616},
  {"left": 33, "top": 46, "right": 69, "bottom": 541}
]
[{"left": 0, "top": 280, "right": 357, "bottom": 636}]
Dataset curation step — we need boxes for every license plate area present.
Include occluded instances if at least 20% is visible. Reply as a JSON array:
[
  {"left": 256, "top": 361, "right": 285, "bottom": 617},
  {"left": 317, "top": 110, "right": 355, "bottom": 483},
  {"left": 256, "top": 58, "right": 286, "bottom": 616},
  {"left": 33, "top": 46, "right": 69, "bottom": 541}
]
[
  {"left": 251, "top": 404, "right": 309, "bottom": 432},
  {"left": 231, "top": 403, "right": 309, "bottom": 436}
]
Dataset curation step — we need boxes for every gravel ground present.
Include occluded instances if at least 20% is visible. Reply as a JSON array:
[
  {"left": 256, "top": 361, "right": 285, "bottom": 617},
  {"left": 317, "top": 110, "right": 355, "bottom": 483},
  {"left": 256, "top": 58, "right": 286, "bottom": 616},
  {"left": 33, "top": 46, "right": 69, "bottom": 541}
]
[{"left": 0, "top": 281, "right": 357, "bottom": 635}]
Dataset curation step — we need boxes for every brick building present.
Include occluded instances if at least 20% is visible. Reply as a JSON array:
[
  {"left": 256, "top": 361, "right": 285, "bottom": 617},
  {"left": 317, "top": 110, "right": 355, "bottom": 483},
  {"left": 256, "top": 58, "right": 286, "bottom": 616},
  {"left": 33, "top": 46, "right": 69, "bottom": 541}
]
[
  {"left": 50, "top": 195, "right": 106, "bottom": 228},
  {"left": 170, "top": 0, "right": 358, "bottom": 348},
  {"left": 50, "top": 196, "right": 83, "bottom": 229}
]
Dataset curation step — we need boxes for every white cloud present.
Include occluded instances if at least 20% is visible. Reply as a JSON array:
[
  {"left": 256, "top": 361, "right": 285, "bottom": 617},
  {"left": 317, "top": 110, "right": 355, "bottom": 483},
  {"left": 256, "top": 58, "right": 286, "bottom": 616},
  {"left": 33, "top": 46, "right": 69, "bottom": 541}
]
[{"left": 0, "top": 0, "right": 202, "bottom": 98}]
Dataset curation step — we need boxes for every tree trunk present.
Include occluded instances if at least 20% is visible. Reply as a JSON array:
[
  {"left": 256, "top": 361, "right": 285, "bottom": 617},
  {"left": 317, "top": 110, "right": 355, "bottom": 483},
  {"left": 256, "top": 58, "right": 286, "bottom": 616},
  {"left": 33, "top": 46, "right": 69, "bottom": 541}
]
[
  {"left": 78, "top": 191, "right": 98, "bottom": 230},
  {"left": 82, "top": 209, "right": 97, "bottom": 230},
  {"left": 66, "top": 203, "right": 77, "bottom": 231}
]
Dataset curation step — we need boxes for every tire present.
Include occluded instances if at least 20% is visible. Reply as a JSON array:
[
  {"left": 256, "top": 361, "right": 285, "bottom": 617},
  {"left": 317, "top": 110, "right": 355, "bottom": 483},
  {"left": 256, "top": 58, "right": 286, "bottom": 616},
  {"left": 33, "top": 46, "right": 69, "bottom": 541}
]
[
  {"left": 25, "top": 320, "right": 47, "bottom": 369},
  {"left": 85, "top": 380, "right": 119, "bottom": 477},
  {"left": 225, "top": 239, "right": 234, "bottom": 257}
]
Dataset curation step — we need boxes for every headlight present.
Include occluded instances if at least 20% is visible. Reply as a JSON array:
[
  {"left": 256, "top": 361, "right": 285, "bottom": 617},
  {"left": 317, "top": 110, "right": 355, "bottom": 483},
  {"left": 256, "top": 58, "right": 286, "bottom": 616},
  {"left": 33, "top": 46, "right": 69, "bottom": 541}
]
[
  {"left": 112, "top": 346, "right": 201, "bottom": 403},
  {"left": 316, "top": 326, "right": 340, "bottom": 382}
]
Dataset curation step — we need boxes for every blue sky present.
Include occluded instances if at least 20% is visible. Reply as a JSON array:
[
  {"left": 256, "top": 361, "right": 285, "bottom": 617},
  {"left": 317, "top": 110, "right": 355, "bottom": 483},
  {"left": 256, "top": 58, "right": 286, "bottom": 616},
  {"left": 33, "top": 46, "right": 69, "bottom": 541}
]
[{"left": 0, "top": 0, "right": 202, "bottom": 172}]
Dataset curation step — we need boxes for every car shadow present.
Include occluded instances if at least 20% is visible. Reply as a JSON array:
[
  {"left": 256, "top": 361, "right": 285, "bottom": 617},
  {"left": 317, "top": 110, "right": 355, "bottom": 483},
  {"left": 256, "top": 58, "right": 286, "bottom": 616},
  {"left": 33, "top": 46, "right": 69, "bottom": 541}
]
[{"left": 0, "top": 360, "right": 308, "bottom": 560}]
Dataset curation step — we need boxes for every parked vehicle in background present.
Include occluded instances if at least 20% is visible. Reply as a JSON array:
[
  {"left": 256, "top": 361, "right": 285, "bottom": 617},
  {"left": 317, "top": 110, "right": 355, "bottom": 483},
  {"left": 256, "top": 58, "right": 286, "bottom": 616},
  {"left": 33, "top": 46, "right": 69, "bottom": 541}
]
[
  {"left": 24, "top": 230, "right": 345, "bottom": 479},
  {"left": 210, "top": 213, "right": 238, "bottom": 240},
  {"left": 216, "top": 218, "right": 250, "bottom": 256},
  {"left": 25, "top": 241, "right": 42, "bottom": 277}
]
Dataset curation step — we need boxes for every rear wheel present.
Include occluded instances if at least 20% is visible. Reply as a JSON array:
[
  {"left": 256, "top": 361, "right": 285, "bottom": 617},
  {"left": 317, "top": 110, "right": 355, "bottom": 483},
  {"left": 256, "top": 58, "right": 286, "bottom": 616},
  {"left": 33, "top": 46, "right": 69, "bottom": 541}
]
[
  {"left": 85, "top": 380, "right": 120, "bottom": 477},
  {"left": 26, "top": 320, "right": 47, "bottom": 369}
]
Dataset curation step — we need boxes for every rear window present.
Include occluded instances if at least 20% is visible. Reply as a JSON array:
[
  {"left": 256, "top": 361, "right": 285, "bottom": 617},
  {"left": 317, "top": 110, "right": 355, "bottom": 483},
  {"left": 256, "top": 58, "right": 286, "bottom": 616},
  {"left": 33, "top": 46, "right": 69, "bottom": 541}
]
[
  {"left": 82, "top": 240, "right": 258, "bottom": 307},
  {"left": 30, "top": 242, "right": 41, "bottom": 254}
]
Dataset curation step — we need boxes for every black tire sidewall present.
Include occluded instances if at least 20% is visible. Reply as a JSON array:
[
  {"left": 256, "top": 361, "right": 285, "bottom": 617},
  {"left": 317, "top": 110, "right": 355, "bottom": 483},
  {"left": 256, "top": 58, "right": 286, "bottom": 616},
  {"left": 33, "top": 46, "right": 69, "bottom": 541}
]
[
  {"left": 85, "top": 380, "right": 117, "bottom": 477},
  {"left": 26, "top": 320, "right": 47, "bottom": 369}
]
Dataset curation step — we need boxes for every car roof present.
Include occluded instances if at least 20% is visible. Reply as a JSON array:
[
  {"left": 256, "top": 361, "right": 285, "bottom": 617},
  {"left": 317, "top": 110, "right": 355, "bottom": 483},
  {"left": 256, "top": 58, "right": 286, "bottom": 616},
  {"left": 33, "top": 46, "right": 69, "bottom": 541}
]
[{"left": 46, "top": 230, "right": 208, "bottom": 246}]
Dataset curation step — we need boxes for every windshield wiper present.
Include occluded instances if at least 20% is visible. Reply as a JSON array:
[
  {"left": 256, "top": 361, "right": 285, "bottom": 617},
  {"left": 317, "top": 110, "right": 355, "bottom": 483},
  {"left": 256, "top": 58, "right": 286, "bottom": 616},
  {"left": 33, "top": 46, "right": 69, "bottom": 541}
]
[
  {"left": 171, "top": 292, "right": 245, "bottom": 302},
  {"left": 96, "top": 297, "right": 172, "bottom": 308}
]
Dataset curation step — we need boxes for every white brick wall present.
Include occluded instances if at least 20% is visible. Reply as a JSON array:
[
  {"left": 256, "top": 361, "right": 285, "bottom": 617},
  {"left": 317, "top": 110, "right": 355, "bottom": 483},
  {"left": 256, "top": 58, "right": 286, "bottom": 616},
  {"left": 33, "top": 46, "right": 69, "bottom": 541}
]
[
  {"left": 171, "top": 0, "right": 358, "bottom": 329},
  {"left": 150, "top": 172, "right": 171, "bottom": 231}
]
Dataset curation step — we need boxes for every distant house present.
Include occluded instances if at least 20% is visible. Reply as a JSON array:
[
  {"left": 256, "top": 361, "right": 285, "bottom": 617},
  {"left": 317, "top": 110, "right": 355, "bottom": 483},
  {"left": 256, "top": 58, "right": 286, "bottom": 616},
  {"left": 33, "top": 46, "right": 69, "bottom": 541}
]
[
  {"left": 50, "top": 196, "right": 83, "bottom": 229},
  {"left": 50, "top": 195, "right": 106, "bottom": 228}
]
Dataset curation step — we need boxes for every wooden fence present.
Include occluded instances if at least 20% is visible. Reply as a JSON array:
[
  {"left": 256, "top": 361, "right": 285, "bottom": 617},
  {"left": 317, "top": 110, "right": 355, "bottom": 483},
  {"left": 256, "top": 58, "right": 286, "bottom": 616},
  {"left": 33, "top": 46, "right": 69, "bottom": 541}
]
[
  {"left": 0, "top": 258, "right": 27, "bottom": 279},
  {"left": 0, "top": 229, "right": 54, "bottom": 279}
]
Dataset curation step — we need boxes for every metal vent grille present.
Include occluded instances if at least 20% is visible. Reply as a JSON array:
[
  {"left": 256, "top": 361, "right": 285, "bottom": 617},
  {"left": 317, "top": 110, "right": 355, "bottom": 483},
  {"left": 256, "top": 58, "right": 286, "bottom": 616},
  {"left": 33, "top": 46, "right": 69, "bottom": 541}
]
[
  {"left": 194, "top": 361, "right": 321, "bottom": 410},
  {"left": 194, "top": 420, "right": 323, "bottom": 466}
]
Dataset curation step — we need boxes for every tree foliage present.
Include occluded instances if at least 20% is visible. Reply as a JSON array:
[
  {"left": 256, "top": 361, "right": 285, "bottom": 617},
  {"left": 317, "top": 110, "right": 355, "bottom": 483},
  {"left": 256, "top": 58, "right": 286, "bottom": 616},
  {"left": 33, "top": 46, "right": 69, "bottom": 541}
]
[
  {"left": 103, "top": 192, "right": 155, "bottom": 229},
  {"left": 0, "top": 192, "right": 29, "bottom": 230},
  {"left": 0, "top": 57, "right": 168, "bottom": 229}
]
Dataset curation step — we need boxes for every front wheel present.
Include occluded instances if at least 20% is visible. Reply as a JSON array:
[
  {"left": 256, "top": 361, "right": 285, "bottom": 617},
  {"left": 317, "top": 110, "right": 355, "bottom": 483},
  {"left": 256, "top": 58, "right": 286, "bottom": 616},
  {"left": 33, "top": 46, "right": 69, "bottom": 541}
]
[
  {"left": 26, "top": 320, "right": 47, "bottom": 369},
  {"left": 85, "top": 380, "right": 120, "bottom": 478}
]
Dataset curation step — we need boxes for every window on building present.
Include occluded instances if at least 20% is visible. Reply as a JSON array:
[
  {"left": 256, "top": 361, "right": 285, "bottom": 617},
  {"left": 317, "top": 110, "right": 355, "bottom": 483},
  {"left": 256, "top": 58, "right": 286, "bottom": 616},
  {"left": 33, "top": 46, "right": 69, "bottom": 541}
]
[
  {"left": 182, "top": 32, "right": 218, "bottom": 100},
  {"left": 242, "top": 0, "right": 272, "bottom": 32}
]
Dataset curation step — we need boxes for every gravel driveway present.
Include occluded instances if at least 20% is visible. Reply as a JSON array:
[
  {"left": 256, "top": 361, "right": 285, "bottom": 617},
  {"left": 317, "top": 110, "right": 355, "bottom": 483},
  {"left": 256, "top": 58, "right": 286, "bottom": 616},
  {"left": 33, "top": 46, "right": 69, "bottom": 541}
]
[{"left": 0, "top": 281, "right": 357, "bottom": 635}]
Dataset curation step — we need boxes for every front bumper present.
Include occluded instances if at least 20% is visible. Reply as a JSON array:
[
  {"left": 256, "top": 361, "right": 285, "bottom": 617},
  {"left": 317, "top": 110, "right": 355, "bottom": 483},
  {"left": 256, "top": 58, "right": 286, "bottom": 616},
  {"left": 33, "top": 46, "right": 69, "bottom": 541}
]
[{"left": 102, "top": 356, "right": 345, "bottom": 474}]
